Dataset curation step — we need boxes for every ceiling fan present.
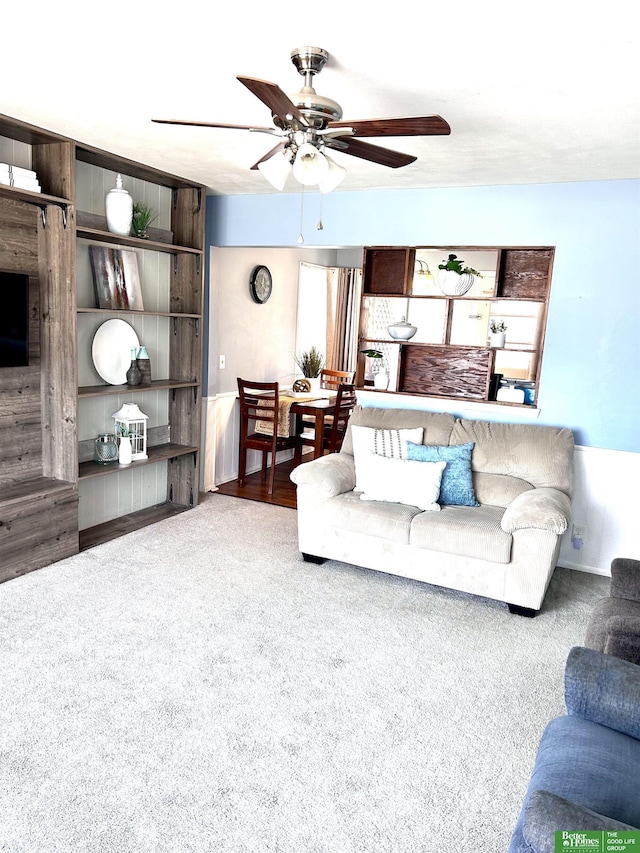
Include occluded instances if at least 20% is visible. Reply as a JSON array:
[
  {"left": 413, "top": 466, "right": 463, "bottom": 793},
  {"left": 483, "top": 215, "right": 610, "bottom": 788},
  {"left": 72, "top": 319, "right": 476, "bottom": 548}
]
[{"left": 153, "top": 46, "right": 451, "bottom": 193}]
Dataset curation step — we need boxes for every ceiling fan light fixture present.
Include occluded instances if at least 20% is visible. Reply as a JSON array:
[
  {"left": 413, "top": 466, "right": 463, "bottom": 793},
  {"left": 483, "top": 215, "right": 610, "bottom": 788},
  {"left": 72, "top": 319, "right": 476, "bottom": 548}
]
[
  {"left": 257, "top": 150, "right": 293, "bottom": 191},
  {"left": 318, "top": 153, "right": 346, "bottom": 194},
  {"left": 292, "top": 142, "right": 329, "bottom": 186}
]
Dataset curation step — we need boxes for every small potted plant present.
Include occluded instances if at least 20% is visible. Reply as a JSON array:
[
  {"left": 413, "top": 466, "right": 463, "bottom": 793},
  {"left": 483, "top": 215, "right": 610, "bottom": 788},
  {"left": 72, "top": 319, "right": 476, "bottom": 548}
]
[
  {"left": 294, "top": 346, "right": 324, "bottom": 389},
  {"left": 131, "top": 202, "right": 158, "bottom": 239},
  {"left": 437, "top": 253, "right": 482, "bottom": 296},
  {"left": 489, "top": 319, "right": 507, "bottom": 348},
  {"left": 361, "top": 348, "right": 388, "bottom": 389}
]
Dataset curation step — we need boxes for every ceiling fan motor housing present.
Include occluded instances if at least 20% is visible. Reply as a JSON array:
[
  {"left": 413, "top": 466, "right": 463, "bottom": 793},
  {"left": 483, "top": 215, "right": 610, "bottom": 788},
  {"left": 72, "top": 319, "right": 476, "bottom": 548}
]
[{"left": 288, "top": 46, "right": 343, "bottom": 130}]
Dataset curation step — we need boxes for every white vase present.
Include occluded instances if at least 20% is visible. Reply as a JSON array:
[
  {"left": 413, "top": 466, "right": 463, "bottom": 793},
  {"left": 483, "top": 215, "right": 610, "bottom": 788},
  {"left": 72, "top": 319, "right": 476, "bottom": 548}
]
[
  {"left": 437, "top": 269, "right": 475, "bottom": 296},
  {"left": 118, "top": 434, "right": 132, "bottom": 465},
  {"left": 490, "top": 331, "right": 506, "bottom": 348},
  {"left": 105, "top": 174, "right": 133, "bottom": 236},
  {"left": 374, "top": 370, "right": 389, "bottom": 390}
]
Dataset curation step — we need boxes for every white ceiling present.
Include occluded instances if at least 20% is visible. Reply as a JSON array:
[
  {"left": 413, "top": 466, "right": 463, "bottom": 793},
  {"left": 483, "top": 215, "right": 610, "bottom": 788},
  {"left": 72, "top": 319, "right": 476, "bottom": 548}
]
[{"left": 2, "top": 0, "right": 639, "bottom": 196}]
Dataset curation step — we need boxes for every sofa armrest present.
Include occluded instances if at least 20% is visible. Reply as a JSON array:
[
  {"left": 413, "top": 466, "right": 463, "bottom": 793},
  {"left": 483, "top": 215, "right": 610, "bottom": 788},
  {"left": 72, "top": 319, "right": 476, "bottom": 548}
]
[
  {"left": 290, "top": 453, "right": 356, "bottom": 497},
  {"left": 522, "top": 790, "right": 638, "bottom": 852},
  {"left": 501, "top": 487, "right": 571, "bottom": 535},
  {"left": 611, "top": 557, "right": 640, "bottom": 602},
  {"left": 564, "top": 646, "right": 640, "bottom": 740},
  {"left": 603, "top": 616, "right": 640, "bottom": 666}
]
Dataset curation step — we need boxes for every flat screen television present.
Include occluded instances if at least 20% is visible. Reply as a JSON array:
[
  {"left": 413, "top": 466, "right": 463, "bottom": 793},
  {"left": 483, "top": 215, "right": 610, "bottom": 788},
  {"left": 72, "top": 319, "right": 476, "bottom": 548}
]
[{"left": 0, "top": 270, "right": 29, "bottom": 367}]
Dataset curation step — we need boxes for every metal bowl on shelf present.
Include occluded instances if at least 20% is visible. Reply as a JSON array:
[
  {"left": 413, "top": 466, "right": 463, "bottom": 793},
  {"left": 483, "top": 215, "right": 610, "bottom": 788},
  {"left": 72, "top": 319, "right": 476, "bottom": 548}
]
[{"left": 387, "top": 316, "right": 417, "bottom": 340}]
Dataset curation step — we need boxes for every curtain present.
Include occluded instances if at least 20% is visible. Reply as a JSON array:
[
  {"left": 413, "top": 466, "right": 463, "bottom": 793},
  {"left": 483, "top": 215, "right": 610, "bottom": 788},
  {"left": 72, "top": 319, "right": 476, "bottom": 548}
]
[{"left": 326, "top": 268, "right": 363, "bottom": 373}]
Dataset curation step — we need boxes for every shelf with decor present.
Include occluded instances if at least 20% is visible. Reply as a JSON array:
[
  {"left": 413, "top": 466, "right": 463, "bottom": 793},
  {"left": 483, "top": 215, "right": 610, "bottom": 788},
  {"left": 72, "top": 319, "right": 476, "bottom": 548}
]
[
  {"left": 74, "top": 141, "right": 205, "bottom": 547},
  {"left": 357, "top": 245, "right": 552, "bottom": 406}
]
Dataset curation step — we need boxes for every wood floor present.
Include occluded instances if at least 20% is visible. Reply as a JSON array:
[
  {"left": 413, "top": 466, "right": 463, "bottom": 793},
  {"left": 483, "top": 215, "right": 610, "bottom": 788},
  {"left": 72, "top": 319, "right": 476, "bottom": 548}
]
[{"left": 214, "top": 456, "right": 302, "bottom": 509}]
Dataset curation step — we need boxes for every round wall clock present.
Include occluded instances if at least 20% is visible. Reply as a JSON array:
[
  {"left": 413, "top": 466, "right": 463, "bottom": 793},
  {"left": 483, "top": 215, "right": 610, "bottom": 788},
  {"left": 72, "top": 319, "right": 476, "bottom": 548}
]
[{"left": 249, "top": 265, "right": 273, "bottom": 304}]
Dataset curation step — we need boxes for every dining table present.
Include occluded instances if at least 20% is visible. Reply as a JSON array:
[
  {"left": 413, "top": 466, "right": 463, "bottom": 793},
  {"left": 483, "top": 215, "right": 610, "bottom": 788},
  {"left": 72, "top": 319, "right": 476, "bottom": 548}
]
[
  {"left": 290, "top": 395, "right": 338, "bottom": 460},
  {"left": 254, "top": 388, "right": 338, "bottom": 460}
]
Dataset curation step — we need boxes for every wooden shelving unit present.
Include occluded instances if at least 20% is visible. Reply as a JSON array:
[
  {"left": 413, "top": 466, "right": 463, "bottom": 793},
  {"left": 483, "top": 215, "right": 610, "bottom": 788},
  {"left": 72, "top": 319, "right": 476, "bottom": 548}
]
[
  {"left": 0, "top": 111, "right": 206, "bottom": 581},
  {"left": 358, "top": 245, "right": 553, "bottom": 406}
]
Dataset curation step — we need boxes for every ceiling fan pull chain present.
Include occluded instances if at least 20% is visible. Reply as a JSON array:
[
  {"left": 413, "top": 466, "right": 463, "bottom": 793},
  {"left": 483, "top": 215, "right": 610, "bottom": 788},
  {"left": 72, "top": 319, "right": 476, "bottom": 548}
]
[
  {"left": 297, "top": 187, "right": 305, "bottom": 244},
  {"left": 317, "top": 192, "right": 324, "bottom": 231}
]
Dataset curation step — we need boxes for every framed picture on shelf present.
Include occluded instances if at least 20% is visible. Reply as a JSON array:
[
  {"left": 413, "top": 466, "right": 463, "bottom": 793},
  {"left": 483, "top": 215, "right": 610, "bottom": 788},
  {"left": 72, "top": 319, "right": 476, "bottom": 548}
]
[{"left": 89, "top": 246, "right": 144, "bottom": 310}]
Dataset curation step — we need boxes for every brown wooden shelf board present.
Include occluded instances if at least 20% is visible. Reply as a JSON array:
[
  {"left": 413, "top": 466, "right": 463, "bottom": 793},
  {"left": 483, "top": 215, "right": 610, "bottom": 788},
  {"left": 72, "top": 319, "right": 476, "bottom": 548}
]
[
  {"left": 0, "top": 184, "right": 72, "bottom": 208},
  {"left": 1, "top": 477, "right": 76, "bottom": 507},
  {"left": 79, "top": 501, "right": 190, "bottom": 551},
  {"left": 79, "top": 443, "right": 198, "bottom": 480},
  {"left": 77, "top": 308, "right": 200, "bottom": 319},
  {"left": 78, "top": 379, "right": 198, "bottom": 398},
  {"left": 76, "top": 226, "right": 201, "bottom": 255}
]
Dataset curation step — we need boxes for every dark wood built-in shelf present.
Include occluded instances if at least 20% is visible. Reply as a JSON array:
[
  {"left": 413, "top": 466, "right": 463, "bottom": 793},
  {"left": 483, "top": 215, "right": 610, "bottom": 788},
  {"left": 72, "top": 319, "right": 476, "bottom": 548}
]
[
  {"left": 79, "top": 501, "right": 190, "bottom": 551},
  {"left": 76, "top": 226, "right": 202, "bottom": 256},
  {"left": 79, "top": 442, "right": 199, "bottom": 480},
  {"left": 78, "top": 379, "right": 199, "bottom": 398}
]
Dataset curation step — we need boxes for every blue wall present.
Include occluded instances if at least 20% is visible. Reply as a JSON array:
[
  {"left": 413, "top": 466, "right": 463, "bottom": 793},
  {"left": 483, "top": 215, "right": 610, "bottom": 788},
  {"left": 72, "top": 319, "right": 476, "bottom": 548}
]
[{"left": 207, "top": 179, "right": 640, "bottom": 452}]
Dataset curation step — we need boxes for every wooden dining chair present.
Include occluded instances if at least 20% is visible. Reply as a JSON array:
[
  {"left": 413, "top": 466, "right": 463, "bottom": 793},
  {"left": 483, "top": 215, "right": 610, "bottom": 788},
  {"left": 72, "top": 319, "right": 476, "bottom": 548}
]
[
  {"left": 237, "top": 378, "right": 301, "bottom": 495},
  {"left": 319, "top": 368, "right": 355, "bottom": 390},
  {"left": 298, "top": 383, "right": 358, "bottom": 455}
]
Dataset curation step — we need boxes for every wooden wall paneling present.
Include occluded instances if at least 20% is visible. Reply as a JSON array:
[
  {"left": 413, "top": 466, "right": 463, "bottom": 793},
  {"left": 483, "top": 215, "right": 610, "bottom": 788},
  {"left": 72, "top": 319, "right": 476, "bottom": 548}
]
[
  {"left": 363, "top": 248, "right": 414, "bottom": 294},
  {"left": 169, "top": 317, "right": 201, "bottom": 384},
  {"left": 171, "top": 186, "right": 205, "bottom": 251},
  {"left": 399, "top": 344, "right": 493, "bottom": 399},
  {"left": 171, "top": 252, "right": 203, "bottom": 315},
  {"left": 168, "top": 454, "right": 198, "bottom": 508},
  {"left": 32, "top": 141, "right": 74, "bottom": 201},
  {"left": 499, "top": 248, "right": 554, "bottom": 299},
  {"left": 168, "top": 385, "right": 200, "bottom": 448},
  {"left": 0, "top": 485, "right": 78, "bottom": 584},
  {"left": 38, "top": 202, "right": 77, "bottom": 484},
  {"left": 0, "top": 196, "right": 39, "bottom": 273}
]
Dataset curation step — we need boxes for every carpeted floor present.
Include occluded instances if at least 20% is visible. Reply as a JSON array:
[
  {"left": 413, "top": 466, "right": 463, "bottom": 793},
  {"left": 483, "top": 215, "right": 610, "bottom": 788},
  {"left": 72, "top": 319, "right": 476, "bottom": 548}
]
[{"left": 0, "top": 494, "right": 609, "bottom": 852}]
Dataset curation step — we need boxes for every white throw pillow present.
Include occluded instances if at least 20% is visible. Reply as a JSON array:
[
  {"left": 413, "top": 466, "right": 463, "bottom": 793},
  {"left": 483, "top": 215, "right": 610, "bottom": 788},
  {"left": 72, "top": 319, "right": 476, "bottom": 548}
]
[
  {"left": 359, "top": 454, "right": 446, "bottom": 512},
  {"left": 351, "top": 425, "right": 424, "bottom": 492}
]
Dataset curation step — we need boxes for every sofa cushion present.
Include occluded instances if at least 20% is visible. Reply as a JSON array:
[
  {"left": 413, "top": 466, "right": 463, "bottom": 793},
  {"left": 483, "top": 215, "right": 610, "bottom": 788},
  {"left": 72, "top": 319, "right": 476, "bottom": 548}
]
[
  {"left": 406, "top": 441, "right": 479, "bottom": 507},
  {"left": 351, "top": 425, "right": 424, "bottom": 491},
  {"left": 450, "top": 419, "right": 574, "bottom": 498},
  {"left": 342, "top": 406, "right": 455, "bottom": 456},
  {"left": 409, "top": 504, "right": 512, "bottom": 563},
  {"left": 522, "top": 715, "right": 640, "bottom": 829},
  {"left": 359, "top": 455, "right": 446, "bottom": 512},
  {"left": 322, "top": 491, "right": 423, "bottom": 545},
  {"left": 472, "top": 472, "right": 534, "bottom": 508}
]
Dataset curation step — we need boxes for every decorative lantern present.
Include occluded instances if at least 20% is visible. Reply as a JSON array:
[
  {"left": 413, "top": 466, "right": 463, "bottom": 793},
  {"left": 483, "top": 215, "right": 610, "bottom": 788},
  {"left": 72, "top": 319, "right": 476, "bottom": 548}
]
[{"left": 112, "top": 402, "right": 148, "bottom": 460}]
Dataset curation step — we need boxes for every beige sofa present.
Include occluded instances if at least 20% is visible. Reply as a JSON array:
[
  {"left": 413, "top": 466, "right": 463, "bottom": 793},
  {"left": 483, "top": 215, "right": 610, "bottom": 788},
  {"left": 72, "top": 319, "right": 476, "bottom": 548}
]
[{"left": 290, "top": 406, "right": 575, "bottom": 615}]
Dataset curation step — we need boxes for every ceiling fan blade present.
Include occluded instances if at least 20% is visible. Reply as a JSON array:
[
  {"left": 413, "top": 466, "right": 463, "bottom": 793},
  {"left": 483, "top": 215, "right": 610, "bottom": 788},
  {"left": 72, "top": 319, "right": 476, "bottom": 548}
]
[
  {"left": 328, "top": 116, "right": 451, "bottom": 137},
  {"left": 249, "top": 142, "right": 287, "bottom": 170},
  {"left": 327, "top": 137, "right": 417, "bottom": 168},
  {"left": 237, "top": 77, "right": 309, "bottom": 127},
  {"left": 152, "top": 118, "right": 276, "bottom": 134}
]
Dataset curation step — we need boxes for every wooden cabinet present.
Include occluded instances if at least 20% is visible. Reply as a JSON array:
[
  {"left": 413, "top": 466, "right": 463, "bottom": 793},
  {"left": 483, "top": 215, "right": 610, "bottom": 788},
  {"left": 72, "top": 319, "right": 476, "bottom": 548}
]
[
  {"left": 359, "top": 245, "right": 553, "bottom": 406},
  {"left": 0, "top": 115, "right": 77, "bottom": 583},
  {"left": 0, "top": 112, "right": 205, "bottom": 581}
]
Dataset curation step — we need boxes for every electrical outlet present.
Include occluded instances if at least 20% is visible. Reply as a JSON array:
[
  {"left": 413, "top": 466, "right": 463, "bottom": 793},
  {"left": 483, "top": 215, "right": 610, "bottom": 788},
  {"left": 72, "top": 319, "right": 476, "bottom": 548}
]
[
  {"left": 573, "top": 524, "right": 586, "bottom": 539},
  {"left": 219, "top": 355, "right": 226, "bottom": 370}
]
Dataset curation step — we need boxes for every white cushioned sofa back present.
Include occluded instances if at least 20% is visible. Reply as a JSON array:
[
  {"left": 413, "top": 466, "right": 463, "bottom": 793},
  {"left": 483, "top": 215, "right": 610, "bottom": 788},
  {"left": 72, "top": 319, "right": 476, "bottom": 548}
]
[
  {"left": 451, "top": 419, "right": 574, "bottom": 499},
  {"left": 341, "top": 406, "right": 455, "bottom": 456}
]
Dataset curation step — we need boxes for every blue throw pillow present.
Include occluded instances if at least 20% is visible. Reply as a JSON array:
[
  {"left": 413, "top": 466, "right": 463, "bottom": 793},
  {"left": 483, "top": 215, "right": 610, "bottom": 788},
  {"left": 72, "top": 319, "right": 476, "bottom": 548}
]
[{"left": 406, "top": 442, "right": 479, "bottom": 507}]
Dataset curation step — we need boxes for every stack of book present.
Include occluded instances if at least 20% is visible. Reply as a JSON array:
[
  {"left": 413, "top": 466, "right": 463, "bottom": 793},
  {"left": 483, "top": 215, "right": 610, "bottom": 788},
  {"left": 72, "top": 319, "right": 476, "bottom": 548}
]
[{"left": 0, "top": 163, "right": 42, "bottom": 192}]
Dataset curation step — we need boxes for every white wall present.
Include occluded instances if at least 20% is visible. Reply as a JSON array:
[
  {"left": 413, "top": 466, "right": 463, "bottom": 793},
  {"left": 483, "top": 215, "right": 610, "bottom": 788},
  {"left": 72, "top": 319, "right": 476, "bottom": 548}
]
[{"left": 208, "top": 247, "right": 338, "bottom": 397}]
